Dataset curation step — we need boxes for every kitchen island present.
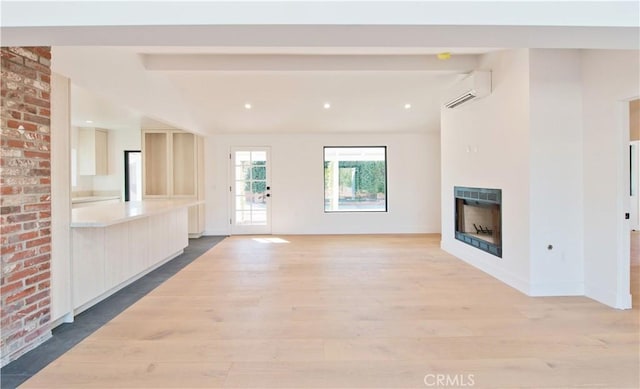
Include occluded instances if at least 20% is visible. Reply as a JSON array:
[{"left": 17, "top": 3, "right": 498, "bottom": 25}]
[
  {"left": 71, "top": 195, "right": 121, "bottom": 208},
  {"left": 70, "top": 199, "right": 200, "bottom": 314}
]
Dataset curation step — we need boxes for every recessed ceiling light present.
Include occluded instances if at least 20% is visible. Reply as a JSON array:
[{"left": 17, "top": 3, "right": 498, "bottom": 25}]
[
  {"left": 404, "top": 103, "right": 412, "bottom": 110},
  {"left": 323, "top": 102, "right": 331, "bottom": 109},
  {"left": 244, "top": 103, "right": 252, "bottom": 110},
  {"left": 85, "top": 120, "right": 93, "bottom": 124}
]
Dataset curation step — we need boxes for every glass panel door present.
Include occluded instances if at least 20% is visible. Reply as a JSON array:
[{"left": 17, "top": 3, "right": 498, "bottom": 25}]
[{"left": 231, "top": 147, "right": 271, "bottom": 234}]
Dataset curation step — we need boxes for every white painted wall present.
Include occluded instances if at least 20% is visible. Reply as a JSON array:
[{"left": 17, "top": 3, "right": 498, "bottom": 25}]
[
  {"left": 582, "top": 49, "right": 640, "bottom": 308},
  {"left": 528, "top": 49, "right": 584, "bottom": 296},
  {"left": 442, "top": 48, "right": 639, "bottom": 307},
  {"left": 50, "top": 73, "right": 73, "bottom": 323},
  {"left": 441, "top": 49, "right": 532, "bottom": 294},
  {"left": 204, "top": 132, "right": 441, "bottom": 235}
]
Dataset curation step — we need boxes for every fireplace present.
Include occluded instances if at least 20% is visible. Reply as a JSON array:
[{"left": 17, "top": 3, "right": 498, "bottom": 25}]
[{"left": 454, "top": 186, "right": 502, "bottom": 257}]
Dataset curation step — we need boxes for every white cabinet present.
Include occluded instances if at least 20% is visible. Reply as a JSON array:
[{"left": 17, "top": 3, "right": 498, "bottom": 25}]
[
  {"left": 71, "top": 198, "right": 121, "bottom": 209},
  {"left": 71, "top": 206, "right": 190, "bottom": 313},
  {"left": 72, "top": 228, "right": 106, "bottom": 309},
  {"left": 78, "top": 128, "right": 108, "bottom": 176},
  {"left": 188, "top": 204, "right": 205, "bottom": 238},
  {"left": 104, "top": 223, "right": 131, "bottom": 288}
]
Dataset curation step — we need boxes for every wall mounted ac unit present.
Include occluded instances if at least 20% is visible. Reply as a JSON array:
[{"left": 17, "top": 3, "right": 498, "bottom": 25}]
[{"left": 443, "top": 70, "right": 492, "bottom": 109}]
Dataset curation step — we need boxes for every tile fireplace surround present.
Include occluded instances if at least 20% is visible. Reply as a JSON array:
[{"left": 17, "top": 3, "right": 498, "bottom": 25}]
[{"left": 454, "top": 186, "right": 502, "bottom": 257}]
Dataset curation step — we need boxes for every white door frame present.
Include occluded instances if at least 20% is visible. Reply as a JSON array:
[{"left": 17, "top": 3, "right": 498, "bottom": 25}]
[
  {"left": 614, "top": 100, "right": 633, "bottom": 309},
  {"left": 229, "top": 147, "right": 272, "bottom": 235},
  {"left": 630, "top": 140, "right": 640, "bottom": 231}
]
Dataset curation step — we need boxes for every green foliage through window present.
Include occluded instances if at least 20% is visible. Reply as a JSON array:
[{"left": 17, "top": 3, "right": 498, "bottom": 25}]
[
  {"left": 324, "top": 147, "right": 387, "bottom": 212},
  {"left": 244, "top": 161, "right": 266, "bottom": 193}
]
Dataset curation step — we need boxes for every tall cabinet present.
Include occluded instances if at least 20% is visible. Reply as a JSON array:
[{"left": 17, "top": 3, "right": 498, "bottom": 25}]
[
  {"left": 78, "top": 127, "right": 108, "bottom": 176},
  {"left": 142, "top": 129, "right": 205, "bottom": 237}
]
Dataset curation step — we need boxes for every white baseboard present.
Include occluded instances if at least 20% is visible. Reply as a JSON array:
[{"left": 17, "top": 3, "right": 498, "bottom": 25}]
[
  {"left": 585, "top": 283, "right": 632, "bottom": 309},
  {"left": 528, "top": 282, "right": 584, "bottom": 296},
  {"left": 203, "top": 229, "right": 230, "bottom": 236}
]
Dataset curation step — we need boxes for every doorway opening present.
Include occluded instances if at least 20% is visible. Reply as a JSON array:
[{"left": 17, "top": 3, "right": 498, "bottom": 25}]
[
  {"left": 230, "top": 147, "right": 272, "bottom": 235},
  {"left": 124, "top": 150, "right": 142, "bottom": 202}
]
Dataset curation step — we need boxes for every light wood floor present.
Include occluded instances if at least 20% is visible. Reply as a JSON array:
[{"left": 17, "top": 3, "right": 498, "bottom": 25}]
[{"left": 22, "top": 234, "right": 639, "bottom": 388}]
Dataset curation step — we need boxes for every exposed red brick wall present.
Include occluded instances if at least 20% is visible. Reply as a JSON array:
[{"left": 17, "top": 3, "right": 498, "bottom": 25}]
[{"left": 1, "top": 47, "right": 52, "bottom": 365}]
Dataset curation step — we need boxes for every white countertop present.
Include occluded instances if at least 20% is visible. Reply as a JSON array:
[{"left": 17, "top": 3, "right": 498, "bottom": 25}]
[
  {"left": 71, "top": 195, "right": 121, "bottom": 204},
  {"left": 71, "top": 199, "right": 202, "bottom": 228}
]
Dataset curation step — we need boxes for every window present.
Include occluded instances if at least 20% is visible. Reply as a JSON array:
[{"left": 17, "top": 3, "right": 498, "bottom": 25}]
[{"left": 324, "top": 146, "right": 387, "bottom": 212}]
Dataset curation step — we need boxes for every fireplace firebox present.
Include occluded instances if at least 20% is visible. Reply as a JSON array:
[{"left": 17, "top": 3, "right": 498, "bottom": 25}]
[{"left": 454, "top": 186, "right": 502, "bottom": 257}]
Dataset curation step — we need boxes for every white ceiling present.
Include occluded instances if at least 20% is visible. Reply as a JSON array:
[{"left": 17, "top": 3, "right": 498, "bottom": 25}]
[
  {"left": 167, "top": 70, "right": 462, "bottom": 133},
  {"left": 14, "top": 1, "right": 632, "bottom": 136},
  {"left": 70, "top": 84, "right": 142, "bottom": 130},
  {"left": 70, "top": 85, "right": 178, "bottom": 131},
  {"left": 67, "top": 47, "right": 483, "bottom": 134}
]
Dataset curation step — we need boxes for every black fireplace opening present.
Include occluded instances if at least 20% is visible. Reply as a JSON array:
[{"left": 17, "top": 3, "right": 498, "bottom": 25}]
[{"left": 454, "top": 186, "right": 502, "bottom": 258}]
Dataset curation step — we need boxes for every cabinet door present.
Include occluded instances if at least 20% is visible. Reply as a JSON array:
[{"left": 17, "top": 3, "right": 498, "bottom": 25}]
[
  {"left": 104, "top": 224, "right": 130, "bottom": 289},
  {"left": 78, "top": 128, "right": 108, "bottom": 176},
  {"left": 72, "top": 228, "right": 106, "bottom": 310},
  {"left": 77, "top": 128, "right": 95, "bottom": 175},
  {"left": 172, "top": 132, "right": 196, "bottom": 196},
  {"left": 147, "top": 211, "right": 171, "bottom": 266},
  {"left": 143, "top": 131, "right": 169, "bottom": 196},
  {"left": 188, "top": 204, "right": 204, "bottom": 237},
  {"left": 128, "top": 217, "right": 150, "bottom": 276},
  {"left": 94, "top": 129, "right": 108, "bottom": 175}
]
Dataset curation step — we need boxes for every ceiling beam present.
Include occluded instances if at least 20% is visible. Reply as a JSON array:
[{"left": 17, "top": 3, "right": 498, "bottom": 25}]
[
  {"left": 141, "top": 54, "right": 479, "bottom": 72},
  {"left": 2, "top": 1, "right": 637, "bottom": 28},
  {"left": 2, "top": 25, "right": 637, "bottom": 50}
]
